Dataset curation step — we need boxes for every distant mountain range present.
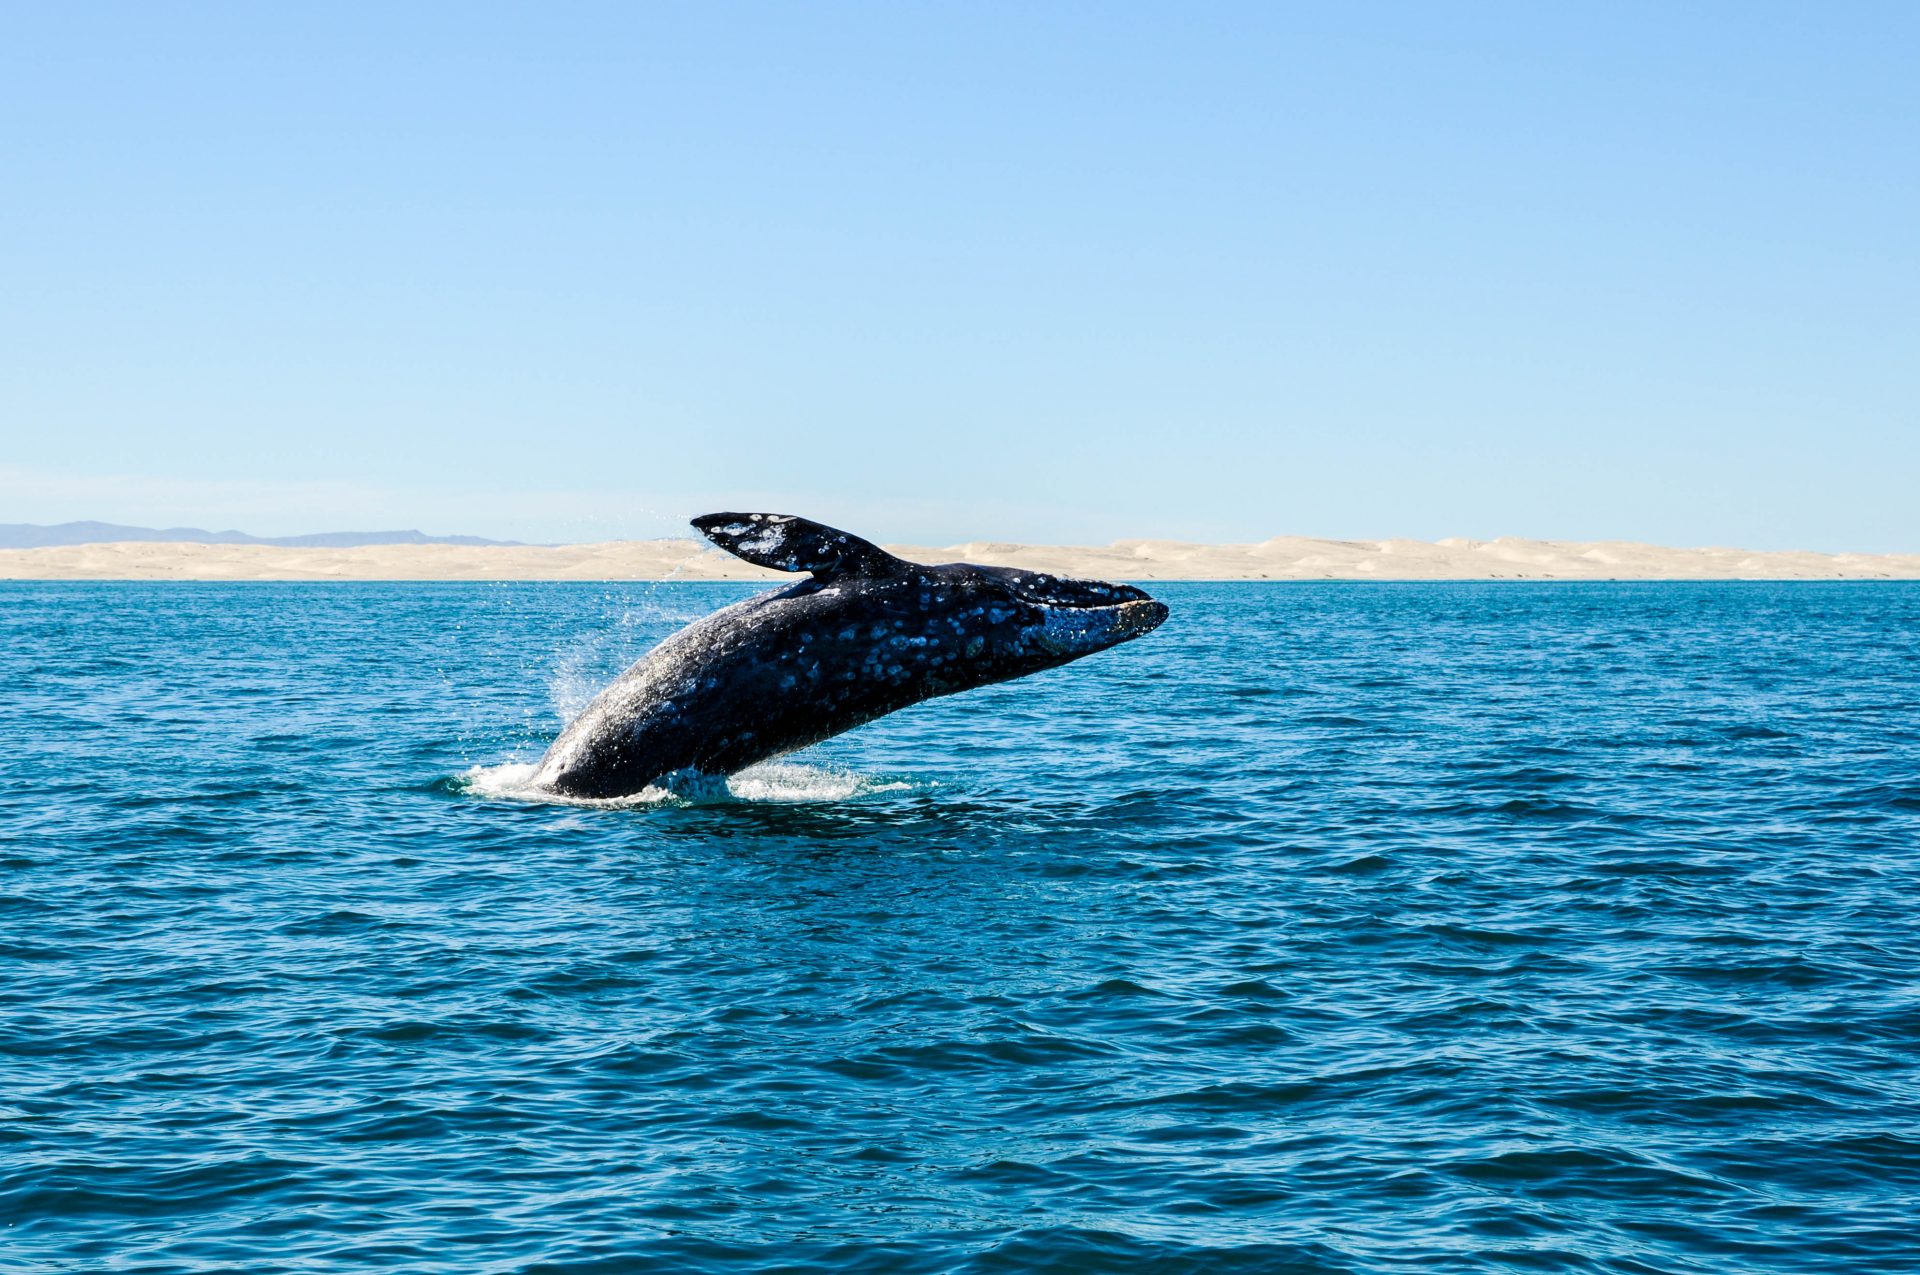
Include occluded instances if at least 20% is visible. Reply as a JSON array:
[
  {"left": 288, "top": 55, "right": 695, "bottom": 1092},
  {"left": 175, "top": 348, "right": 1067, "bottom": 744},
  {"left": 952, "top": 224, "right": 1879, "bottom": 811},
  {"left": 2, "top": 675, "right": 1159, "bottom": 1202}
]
[{"left": 0, "top": 521, "right": 520, "bottom": 549}]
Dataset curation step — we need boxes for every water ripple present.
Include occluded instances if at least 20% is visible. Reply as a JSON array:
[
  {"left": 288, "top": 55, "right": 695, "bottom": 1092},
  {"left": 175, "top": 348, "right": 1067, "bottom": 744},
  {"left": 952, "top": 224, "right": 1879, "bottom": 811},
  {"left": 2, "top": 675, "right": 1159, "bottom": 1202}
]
[{"left": 1, "top": 581, "right": 1917, "bottom": 1272}]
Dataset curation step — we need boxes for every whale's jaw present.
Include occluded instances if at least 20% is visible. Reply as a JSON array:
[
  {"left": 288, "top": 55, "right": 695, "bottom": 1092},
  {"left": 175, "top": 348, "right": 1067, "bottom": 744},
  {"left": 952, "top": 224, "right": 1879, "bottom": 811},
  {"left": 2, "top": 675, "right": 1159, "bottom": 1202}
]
[{"left": 1035, "top": 596, "right": 1169, "bottom": 657}]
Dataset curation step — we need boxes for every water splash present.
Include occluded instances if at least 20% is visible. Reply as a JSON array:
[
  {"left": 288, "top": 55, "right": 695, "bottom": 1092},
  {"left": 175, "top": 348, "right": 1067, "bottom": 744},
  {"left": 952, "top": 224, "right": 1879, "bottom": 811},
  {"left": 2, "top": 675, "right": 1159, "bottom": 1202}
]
[
  {"left": 546, "top": 588, "right": 742, "bottom": 722},
  {"left": 457, "top": 759, "right": 925, "bottom": 807}
]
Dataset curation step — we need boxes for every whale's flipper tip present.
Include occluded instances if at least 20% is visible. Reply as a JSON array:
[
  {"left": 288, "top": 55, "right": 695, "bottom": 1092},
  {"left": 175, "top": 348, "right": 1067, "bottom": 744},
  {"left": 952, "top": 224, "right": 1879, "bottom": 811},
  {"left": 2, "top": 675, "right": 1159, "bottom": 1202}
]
[{"left": 692, "top": 512, "right": 900, "bottom": 579}]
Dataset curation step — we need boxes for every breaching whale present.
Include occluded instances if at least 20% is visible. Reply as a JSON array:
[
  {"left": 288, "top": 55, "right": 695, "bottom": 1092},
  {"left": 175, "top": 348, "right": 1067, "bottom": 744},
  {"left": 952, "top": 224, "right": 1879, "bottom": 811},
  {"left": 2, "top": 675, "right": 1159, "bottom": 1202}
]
[{"left": 529, "top": 513, "right": 1169, "bottom": 798}]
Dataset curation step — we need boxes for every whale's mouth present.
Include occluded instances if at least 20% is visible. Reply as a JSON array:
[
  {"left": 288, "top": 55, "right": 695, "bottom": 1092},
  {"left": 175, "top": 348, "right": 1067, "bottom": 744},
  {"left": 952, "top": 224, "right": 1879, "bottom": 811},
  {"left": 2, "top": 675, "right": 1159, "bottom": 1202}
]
[
  {"left": 1033, "top": 591, "right": 1169, "bottom": 655},
  {"left": 995, "top": 571, "right": 1168, "bottom": 653},
  {"left": 1108, "top": 597, "right": 1171, "bottom": 636}
]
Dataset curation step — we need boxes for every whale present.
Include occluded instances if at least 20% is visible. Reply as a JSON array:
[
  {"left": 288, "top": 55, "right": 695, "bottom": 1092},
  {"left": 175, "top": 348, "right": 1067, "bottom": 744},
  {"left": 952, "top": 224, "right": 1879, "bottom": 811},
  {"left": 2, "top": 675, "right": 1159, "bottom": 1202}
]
[{"left": 529, "top": 513, "right": 1170, "bottom": 798}]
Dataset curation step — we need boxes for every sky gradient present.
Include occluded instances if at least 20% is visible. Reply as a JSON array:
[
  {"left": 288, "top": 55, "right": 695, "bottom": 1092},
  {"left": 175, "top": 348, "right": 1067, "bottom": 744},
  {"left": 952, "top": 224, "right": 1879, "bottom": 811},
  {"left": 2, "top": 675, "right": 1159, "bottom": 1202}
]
[{"left": 3, "top": 3, "right": 1915, "bottom": 548}]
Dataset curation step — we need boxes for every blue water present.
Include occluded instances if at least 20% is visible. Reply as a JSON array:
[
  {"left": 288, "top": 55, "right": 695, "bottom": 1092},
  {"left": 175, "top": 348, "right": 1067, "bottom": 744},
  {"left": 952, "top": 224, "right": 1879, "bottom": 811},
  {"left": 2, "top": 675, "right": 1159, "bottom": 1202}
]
[{"left": 4, "top": 581, "right": 1919, "bottom": 1273}]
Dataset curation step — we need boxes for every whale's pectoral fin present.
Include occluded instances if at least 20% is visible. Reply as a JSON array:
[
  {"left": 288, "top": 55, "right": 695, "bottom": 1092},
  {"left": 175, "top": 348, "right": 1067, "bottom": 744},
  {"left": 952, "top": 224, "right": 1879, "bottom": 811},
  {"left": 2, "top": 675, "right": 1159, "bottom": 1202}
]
[{"left": 692, "top": 513, "right": 902, "bottom": 579}]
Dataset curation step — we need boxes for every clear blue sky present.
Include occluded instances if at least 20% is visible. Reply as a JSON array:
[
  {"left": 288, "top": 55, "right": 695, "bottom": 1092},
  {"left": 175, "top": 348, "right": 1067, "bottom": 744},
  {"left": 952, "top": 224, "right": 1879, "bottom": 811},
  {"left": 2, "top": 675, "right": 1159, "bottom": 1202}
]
[{"left": 2, "top": 3, "right": 1914, "bottom": 549}]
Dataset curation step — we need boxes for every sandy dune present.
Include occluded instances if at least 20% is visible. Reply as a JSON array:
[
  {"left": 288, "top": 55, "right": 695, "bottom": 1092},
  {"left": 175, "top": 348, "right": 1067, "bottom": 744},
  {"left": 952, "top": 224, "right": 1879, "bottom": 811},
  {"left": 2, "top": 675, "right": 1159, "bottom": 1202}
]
[{"left": 2, "top": 536, "right": 1916, "bottom": 581}]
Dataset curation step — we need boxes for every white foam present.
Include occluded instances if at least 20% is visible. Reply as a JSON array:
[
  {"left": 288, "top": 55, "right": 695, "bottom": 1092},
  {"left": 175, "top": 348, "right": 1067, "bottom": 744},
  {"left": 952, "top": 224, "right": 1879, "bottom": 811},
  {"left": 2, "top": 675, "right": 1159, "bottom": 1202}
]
[
  {"left": 724, "top": 761, "right": 920, "bottom": 803},
  {"left": 458, "top": 760, "right": 924, "bottom": 808}
]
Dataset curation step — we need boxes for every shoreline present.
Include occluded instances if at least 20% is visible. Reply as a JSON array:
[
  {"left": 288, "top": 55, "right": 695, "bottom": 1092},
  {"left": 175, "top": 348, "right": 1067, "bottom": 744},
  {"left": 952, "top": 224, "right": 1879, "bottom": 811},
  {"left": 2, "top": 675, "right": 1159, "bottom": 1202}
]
[{"left": 2, "top": 537, "right": 1917, "bottom": 582}]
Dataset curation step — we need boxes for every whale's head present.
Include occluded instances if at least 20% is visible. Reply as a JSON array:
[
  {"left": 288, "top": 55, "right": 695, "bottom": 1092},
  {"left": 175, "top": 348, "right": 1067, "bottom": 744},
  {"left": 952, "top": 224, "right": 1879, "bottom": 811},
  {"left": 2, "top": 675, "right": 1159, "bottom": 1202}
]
[{"left": 909, "top": 563, "right": 1169, "bottom": 688}]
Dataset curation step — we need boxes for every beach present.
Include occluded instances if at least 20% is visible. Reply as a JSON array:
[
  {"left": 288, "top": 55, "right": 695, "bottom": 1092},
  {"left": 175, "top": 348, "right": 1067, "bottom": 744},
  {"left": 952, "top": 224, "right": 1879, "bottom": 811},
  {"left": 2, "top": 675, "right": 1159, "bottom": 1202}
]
[{"left": 2, "top": 536, "right": 1916, "bottom": 581}]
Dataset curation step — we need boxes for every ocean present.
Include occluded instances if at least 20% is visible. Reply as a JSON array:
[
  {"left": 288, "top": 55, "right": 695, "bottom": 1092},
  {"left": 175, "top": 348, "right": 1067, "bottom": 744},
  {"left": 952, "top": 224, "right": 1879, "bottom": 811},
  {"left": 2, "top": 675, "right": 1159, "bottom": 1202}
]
[{"left": 4, "top": 581, "right": 1917, "bottom": 1273}]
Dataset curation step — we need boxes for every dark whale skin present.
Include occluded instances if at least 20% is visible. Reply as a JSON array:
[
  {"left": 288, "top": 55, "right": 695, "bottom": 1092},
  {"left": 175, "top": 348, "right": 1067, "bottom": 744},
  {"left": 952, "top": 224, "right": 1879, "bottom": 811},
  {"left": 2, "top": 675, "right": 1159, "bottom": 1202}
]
[{"left": 530, "top": 515, "right": 1168, "bottom": 799}]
